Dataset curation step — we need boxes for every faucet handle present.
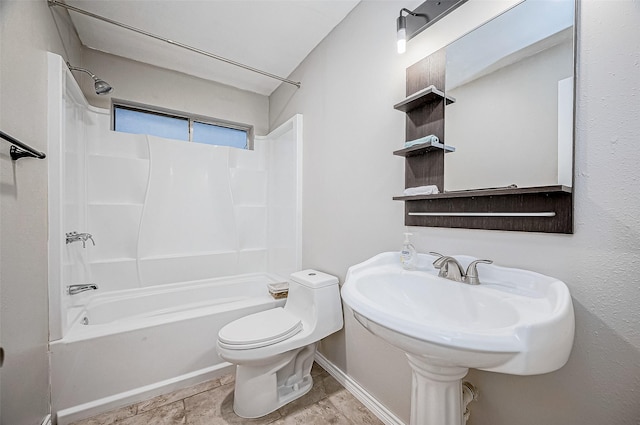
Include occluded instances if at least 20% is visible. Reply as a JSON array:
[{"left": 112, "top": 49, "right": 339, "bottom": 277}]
[
  {"left": 65, "top": 231, "right": 77, "bottom": 244},
  {"left": 465, "top": 260, "right": 493, "bottom": 285},
  {"left": 429, "top": 252, "right": 446, "bottom": 268},
  {"left": 81, "top": 233, "right": 96, "bottom": 248}
]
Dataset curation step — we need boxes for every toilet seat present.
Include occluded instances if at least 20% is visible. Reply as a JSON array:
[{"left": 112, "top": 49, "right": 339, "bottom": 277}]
[{"left": 218, "top": 307, "right": 303, "bottom": 350}]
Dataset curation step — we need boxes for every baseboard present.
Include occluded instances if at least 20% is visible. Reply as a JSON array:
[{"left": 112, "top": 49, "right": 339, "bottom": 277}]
[
  {"left": 41, "top": 414, "right": 52, "bottom": 425},
  {"left": 55, "top": 362, "right": 234, "bottom": 425},
  {"left": 314, "top": 352, "right": 406, "bottom": 425}
]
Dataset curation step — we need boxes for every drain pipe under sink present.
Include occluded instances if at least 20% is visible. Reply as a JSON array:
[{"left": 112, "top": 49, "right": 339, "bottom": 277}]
[{"left": 462, "top": 381, "right": 479, "bottom": 423}]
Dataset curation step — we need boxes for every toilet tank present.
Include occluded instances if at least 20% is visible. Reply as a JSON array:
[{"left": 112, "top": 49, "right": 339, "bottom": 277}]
[
  {"left": 285, "top": 270, "right": 343, "bottom": 338},
  {"left": 290, "top": 270, "right": 338, "bottom": 289}
]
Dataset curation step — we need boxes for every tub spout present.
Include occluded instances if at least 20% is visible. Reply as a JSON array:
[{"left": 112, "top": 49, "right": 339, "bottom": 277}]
[{"left": 67, "top": 284, "right": 99, "bottom": 295}]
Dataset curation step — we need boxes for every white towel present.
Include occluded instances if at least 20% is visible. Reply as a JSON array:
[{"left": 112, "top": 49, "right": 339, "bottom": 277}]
[
  {"left": 404, "top": 135, "right": 439, "bottom": 149},
  {"left": 403, "top": 185, "right": 440, "bottom": 196}
]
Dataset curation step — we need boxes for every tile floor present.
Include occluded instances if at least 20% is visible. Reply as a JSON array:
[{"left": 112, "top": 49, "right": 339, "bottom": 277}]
[{"left": 69, "top": 363, "right": 384, "bottom": 425}]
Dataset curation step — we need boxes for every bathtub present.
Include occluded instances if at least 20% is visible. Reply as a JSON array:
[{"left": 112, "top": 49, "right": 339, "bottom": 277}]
[{"left": 51, "top": 272, "right": 287, "bottom": 425}]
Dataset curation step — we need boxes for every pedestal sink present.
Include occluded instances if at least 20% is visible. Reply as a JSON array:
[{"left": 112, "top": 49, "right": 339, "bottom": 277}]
[{"left": 341, "top": 252, "right": 574, "bottom": 425}]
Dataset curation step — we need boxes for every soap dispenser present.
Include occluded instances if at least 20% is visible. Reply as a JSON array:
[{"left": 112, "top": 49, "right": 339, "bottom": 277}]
[{"left": 401, "top": 232, "right": 416, "bottom": 270}]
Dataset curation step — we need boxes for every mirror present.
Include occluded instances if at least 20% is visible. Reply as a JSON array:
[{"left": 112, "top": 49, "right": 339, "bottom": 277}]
[{"left": 443, "top": 0, "right": 575, "bottom": 192}]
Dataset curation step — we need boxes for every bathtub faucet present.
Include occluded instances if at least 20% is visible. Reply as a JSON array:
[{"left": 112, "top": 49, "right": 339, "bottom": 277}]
[
  {"left": 67, "top": 284, "right": 99, "bottom": 295},
  {"left": 66, "top": 231, "right": 95, "bottom": 248}
]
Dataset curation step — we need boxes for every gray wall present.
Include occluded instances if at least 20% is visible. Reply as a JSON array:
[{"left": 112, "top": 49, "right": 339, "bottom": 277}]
[
  {"left": 0, "top": 1, "right": 82, "bottom": 424},
  {"left": 270, "top": 1, "right": 640, "bottom": 424},
  {"left": 82, "top": 49, "right": 270, "bottom": 136}
]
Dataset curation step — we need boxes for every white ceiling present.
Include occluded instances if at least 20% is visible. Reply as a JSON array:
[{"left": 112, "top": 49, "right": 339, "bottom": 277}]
[{"left": 67, "top": 0, "right": 361, "bottom": 96}]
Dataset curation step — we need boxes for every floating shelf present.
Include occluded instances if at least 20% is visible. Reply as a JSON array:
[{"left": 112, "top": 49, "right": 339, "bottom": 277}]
[
  {"left": 393, "top": 141, "right": 455, "bottom": 157},
  {"left": 393, "top": 85, "right": 455, "bottom": 113},
  {"left": 394, "top": 185, "right": 573, "bottom": 234},
  {"left": 393, "top": 185, "right": 571, "bottom": 201}
]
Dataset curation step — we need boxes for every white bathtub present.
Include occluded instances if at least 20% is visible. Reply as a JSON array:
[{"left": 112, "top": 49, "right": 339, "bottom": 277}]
[{"left": 51, "top": 273, "right": 287, "bottom": 425}]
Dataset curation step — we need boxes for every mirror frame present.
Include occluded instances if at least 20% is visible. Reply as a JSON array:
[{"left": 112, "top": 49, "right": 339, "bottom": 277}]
[{"left": 393, "top": 0, "right": 577, "bottom": 234}]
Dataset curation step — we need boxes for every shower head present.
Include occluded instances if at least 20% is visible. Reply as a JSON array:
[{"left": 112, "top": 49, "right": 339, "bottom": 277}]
[
  {"left": 93, "top": 78, "right": 114, "bottom": 95},
  {"left": 66, "top": 62, "right": 114, "bottom": 95}
]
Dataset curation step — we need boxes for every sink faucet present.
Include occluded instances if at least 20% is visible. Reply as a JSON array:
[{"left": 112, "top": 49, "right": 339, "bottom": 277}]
[
  {"left": 66, "top": 231, "right": 95, "bottom": 248},
  {"left": 430, "top": 252, "right": 493, "bottom": 285},
  {"left": 67, "top": 284, "right": 99, "bottom": 295},
  {"left": 433, "top": 256, "right": 466, "bottom": 282}
]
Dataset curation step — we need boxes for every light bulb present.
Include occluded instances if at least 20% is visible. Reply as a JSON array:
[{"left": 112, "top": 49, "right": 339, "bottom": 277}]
[
  {"left": 397, "top": 31, "right": 407, "bottom": 54},
  {"left": 397, "top": 16, "right": 407, "bottom": 54}
]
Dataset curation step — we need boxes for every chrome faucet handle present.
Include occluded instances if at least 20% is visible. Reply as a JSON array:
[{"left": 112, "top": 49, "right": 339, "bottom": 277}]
[
  {"left": 65, "top": 231, "right": 77, "bottom": 244},
  {"left": 80, "top": 233, "right": 95, "bottom": 248},
  {"left": 429, "top": 251, "right": 445, "bottom": 260},
  {"left": 66, "top": 232, "right": 95, "bottom": 248},
  {"left": 465, "top": 260, "right": 493, "bottom": 285},
  {"left": 430, "top": 252, "right": 449, "bottom": 268},
  {"left": 430, "top": 252, "right": 447, "bottom": 274}
]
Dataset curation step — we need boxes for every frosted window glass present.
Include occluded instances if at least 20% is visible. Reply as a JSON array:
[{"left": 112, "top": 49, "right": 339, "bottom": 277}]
[
  {"left": 114, "top": 108, "right": 189, "bottom": 141},
  {"left": 193, "top": 121, "right": 248, "bottom": 149}
]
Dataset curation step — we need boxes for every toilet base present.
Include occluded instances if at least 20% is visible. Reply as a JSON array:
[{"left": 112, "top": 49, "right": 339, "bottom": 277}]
[
  {"left": 276, "top": 373, "right": 313, "bottom": 410},
  {"left": 232, "top": 343, "right": 317, "bottom": 418}
]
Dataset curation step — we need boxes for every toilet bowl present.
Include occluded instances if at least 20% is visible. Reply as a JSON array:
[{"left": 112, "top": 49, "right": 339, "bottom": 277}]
[{"left": 216, "top": 269, "right": 343, "bottom": 418}]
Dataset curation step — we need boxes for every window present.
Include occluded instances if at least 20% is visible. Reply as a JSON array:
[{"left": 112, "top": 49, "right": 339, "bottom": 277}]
[
  {"left": 112, "top": 102, "right": 252, "bottom": 149},
  {"left": 192, "top": 121, "right": 247, "bottom": 149},
  {"left": 114, "top": 107, "right": 189, "bottom": 141}
]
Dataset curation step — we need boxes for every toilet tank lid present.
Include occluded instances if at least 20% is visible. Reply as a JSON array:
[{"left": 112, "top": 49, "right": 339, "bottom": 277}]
[{"left": 290, "top": 270, "right": 339, "bottom": 288}]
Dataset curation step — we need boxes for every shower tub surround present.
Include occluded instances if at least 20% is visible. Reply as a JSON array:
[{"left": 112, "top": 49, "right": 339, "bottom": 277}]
[{"left": 47, "top": 53, "right": 303, "bottom": 422}]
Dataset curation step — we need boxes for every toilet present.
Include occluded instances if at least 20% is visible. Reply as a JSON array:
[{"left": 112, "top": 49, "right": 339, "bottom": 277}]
[{"left": 216, "top": 269, "right": 343, "bottom": 418}]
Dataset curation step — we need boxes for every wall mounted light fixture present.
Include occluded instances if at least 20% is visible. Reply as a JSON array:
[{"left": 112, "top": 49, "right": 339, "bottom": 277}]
[
  {"left": 397, "top": 8, "right": 424, "bottom": 54},
  {"left": 396, "top": 0, "right": 469, "bottom": 54}
]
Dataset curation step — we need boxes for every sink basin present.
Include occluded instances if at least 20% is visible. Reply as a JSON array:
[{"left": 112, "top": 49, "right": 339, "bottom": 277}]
[
  {"left": 342, "top": 252, "right": 574, "bottom": 374},
  {"left": 341, "top": 252, "right": 575, "bottom": 425}
]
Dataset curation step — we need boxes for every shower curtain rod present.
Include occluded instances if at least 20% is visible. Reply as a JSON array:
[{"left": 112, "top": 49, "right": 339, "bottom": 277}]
[{"left": 48, "top": 0, "right": 301, "bottom": 89}]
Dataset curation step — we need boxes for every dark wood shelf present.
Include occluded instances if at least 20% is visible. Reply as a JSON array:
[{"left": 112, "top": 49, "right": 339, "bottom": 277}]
[
  {"left": 393, "top": 141, "right": 455, "bottom": 157},
  {"left": 394, "top": 185, "right": 573, "bottom": 233},
  {"left": 393, "top": 185, "right": 572, "bottom": 201},
  {"left": 393, "top": 85, "right": 455, "bottom": 113}
]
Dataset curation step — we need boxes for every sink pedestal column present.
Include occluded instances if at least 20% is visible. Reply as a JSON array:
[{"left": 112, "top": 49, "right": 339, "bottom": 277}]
[{"left": 406, "top": 354, "right": 469, "bottom": 425}]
